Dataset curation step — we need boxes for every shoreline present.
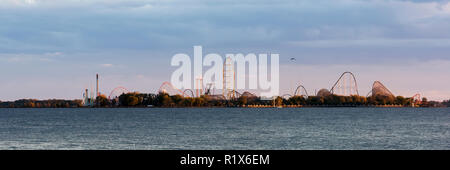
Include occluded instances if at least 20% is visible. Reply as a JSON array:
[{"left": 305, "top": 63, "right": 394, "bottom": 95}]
[{"left": 0, "top": 105, "right": 444, "bottom": 109}]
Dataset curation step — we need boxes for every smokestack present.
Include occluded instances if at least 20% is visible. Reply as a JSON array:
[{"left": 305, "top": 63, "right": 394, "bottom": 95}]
[
  {"left": 96, "top": 74, "right": 99, "bottom": 97},
  {"left": 85, "top": 89, "right": 89, "bottom": 103}
]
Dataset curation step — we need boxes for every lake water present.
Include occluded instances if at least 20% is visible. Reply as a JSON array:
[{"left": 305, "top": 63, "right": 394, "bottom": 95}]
[{"left": 0, "top": 108, "right": 448, "bottom": 150}]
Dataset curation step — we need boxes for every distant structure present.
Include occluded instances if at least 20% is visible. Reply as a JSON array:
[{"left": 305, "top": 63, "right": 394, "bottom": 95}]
[
  {"left": 157, "top": 57, "right": 238, "bottom": 100},
  {"left": 96, "top": 74, "right": 99, "bottom": 97},
  {"left": 109, "top": 86, "right": 129, "bottom": 100},
  {"left": 82, "top": 88, "right": 94, "bottom": 106},
  {"left": 294, "top": 84, "right": 309, "bottom": 98},
  {"left": 183, "top": 89, "right": 195, "bottom": 98},
  {"left": 207, "top": 95, "right": 227, "bottom": 100},
  {"left": 204, "top": 83, "right": 214, "bottom": 95},
  {"left": 82, "top": 74, "right": 101, "bottom": 107},
  {"left": 317, "top": 89, "right": 332, "bottom": 97},
  {"left": 371, "top": 81, "right": 395, "bottom": 97},
  {"left": 282, "top": 94, "right": 292, "bottom": 99},
  {"left": 204, "top": 83, "right": 226, "bottom": 100},
  {"left": 108, "top": 86, "right": 129, "bottom": 106},
  {"left": 240, "top": 91, "right": 258, "bottom": 102},
  {"left": 223, "top": 57, "right": 236, "bottom": 99},
  {"left": 195, "top": 76, "right": 203, "bottom": 97},
  {"left": 330, "top": 72, "right": 359, "bottom": 96},
  {"left": 154, "top": 70, "right": 421, "bottom": 104},
  {"left": 241, "top": 91, "right": 257, "bottom": 99},
  {"left": 411, "top": 93, "right": 422, "bottom": 107},
  {"left": 159, "top": 81, "right": 189, "bottom": 97}
]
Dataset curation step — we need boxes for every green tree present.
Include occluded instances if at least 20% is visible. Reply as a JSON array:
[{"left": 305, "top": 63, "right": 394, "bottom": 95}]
[
  {"left": 171, "top": 94, "right": 184, "bottom": 106},
  {"left": 96, "top": 94, "right": 110, "bottom": 107},
  {"left": 238, "top": 96, "right": 248, "bottom": 106},
  {"left": 162, "top": 95, "right": 173, "bottom": 107},
  {"left": 396, "top": 96, "right": 407, "bottom": 106},
  {"left": 193, "top": 97, "right": 205, "bottom": 107},
  {"left": 119, "top": 92, "right": 142, "bottom": 106},
  {"left": 273, "top": 96, "right": 283, "bottom": 106},
  {"left": 288, "top": 96, "right": 306, "bottom": 105},
  {"left": 127, "top": 96, "right": 139, "bottom": 106}
]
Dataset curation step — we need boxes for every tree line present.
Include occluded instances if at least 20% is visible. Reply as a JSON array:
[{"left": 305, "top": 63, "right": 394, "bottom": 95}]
[
  {"left": 0, "top": 92, "right": 441, "bottom": 108},
  {"left": 443, "top": 100, "right": 450, "bottom": 107},
  {"left": 94, "top": 92, "right": 272, "bottom": 107},
  {"left": 94, "top": 92, "right": 433, "bottom": 107},
  {"left": 0, "top": 99, "right": 82, "bottom": 108}
]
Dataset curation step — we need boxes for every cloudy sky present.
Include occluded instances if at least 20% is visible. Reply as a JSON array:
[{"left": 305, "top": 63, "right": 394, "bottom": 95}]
[{"left": 1, "top": 0, "right": 450, "bottom": 101}]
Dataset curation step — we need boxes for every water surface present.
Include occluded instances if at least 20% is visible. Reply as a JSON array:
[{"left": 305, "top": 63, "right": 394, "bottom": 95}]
[{"left": 0, "top": 108, "right": 448, "bottom": 150}]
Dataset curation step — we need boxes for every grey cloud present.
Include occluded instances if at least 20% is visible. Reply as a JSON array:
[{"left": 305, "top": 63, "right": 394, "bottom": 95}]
[{"left": 1, "top": 0, "right": 450, "bottom": 60}]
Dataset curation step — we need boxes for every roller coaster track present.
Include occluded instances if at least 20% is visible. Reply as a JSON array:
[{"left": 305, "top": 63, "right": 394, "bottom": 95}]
[
  {"left": 183, "top": 89, "right": 195, "bottom": 98},
  {"left": 159, "top": 81, "right": 189, "bottom": 97},
  {"left": 330, "top": 71, "right": 359, "bottom": 96},
  {"left": 108, "top": 86, "right": 129, "bottom": 99},
  {"left": 294, "top": 85, "right": 309, "bottom": 97},
  {"left": 371, "top": 81, "right": 394, "bottom": 97},
  {"left": 282, "top": 94, "right": 292, "bottom": 99},
  {"left": 411, "top": 93, "right": 422, "bottom": 105}
]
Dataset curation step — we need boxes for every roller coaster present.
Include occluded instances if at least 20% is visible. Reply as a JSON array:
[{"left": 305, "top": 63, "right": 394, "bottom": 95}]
[
  {"left": 369, "top": 81, "right": 395, "bottom": 97},
  {"left": 411, "top": 93, "right": 422, "bottom": 106},
  {"left": 282, "top": 84, "right": 308, "bottom": 99},
  {"left": 330, "top": 71, "right": 359, "bottom": 96},
  {"left": 158, "top": 81, "right": 191, "bottom": 97},
  {"left": 294, "top": 85, "right": 309, "bottom": 97},
  {"left": 86, "top": 68, "right": 425, "bottom": 104},
  {"left": 108, "top": 86, "right": 129, "bottom": 100},
  {"left": 144, "top": 71, "right": 422, "bottom": 105},
  {"left": 156, "top": 71, "right": 423, "bottom": 102},
  {"left": 183, "top": 89, "right": 195, "bottom": 98}
]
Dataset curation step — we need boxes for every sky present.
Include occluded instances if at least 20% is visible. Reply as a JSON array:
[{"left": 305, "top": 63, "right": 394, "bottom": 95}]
[{"left": 0, "top": 0, "right": 450, "bottom": 101}]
